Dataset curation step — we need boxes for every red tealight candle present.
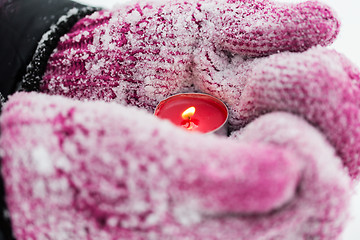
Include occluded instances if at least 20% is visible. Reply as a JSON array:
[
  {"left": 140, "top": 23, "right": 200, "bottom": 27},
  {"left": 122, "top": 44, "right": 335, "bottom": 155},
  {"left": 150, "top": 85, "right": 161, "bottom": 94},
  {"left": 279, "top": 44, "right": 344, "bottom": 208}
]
[{"left": 154, "top": 93, "right": 228, "bottom": 134}]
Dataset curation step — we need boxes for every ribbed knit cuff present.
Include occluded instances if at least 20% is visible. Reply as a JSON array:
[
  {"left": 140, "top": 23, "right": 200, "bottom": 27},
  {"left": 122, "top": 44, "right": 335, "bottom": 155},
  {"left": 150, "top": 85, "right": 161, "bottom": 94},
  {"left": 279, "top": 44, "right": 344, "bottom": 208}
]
[{"left": 18, "top": 6, "right": 100, "bottom": 93}]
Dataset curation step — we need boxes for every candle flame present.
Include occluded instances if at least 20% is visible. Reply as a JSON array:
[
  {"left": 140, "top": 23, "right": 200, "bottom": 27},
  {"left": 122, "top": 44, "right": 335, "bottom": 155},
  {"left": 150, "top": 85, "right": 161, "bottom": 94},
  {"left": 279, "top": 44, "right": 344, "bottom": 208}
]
[{"left": 182, "top": 106, "right": 196, "bottom": 120}]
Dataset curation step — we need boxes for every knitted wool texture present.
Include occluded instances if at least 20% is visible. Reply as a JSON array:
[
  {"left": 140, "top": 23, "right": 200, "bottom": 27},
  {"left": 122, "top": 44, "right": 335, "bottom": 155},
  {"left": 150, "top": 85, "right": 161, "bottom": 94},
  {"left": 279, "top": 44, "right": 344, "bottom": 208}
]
[
  {"left": 0, "top": 92, "right": 351, "bottom": 240},
  {"left": 41, "top": 0, "right": 339, "bottom": 108},
  {"left": 2, "top": 0, "right": 360, "bottom": 239}
]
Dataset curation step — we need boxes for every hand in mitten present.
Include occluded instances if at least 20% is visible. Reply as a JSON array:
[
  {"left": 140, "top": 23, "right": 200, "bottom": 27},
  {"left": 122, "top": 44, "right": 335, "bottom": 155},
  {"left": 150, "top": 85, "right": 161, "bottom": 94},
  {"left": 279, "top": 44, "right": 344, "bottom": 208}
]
[
  {"left": 0, "top": 92, "right": 351, "bottom": 240},
  {"left": 194, "top": 46, "right": 360, "bottom": 179},
  {"left": 27, "top": 0, "right": 339, "bottom": 109}
]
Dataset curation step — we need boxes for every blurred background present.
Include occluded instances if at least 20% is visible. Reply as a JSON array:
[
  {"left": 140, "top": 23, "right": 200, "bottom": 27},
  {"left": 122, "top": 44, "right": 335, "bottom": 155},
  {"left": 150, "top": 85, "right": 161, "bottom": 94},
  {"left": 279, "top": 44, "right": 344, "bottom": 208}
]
[{"left": 74, "top": 0, "right": 360, "bottom": 239}]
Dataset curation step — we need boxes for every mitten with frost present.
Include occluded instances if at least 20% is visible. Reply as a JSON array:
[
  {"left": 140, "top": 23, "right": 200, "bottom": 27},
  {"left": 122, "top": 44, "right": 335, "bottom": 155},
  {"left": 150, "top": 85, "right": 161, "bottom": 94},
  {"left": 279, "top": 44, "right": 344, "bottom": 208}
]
[
  {"left": 0, "top": 92, "right": 351, "bottom": 240},
  {"left": 194, "top": 46, "right": 360, "bottom": 179},
  {"left": 21, "top": 0, "right": 339, "bottom": 110}
]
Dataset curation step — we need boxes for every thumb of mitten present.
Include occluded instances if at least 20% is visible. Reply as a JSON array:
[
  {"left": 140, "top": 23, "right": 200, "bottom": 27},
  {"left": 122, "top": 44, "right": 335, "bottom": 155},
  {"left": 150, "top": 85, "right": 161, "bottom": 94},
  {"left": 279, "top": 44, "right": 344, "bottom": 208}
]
[
  {"left": 198, "top": 0, "right": 340, "bottom": 56},
  {"left": 172, "top": 142, "right": 302, "bottom": 217}
]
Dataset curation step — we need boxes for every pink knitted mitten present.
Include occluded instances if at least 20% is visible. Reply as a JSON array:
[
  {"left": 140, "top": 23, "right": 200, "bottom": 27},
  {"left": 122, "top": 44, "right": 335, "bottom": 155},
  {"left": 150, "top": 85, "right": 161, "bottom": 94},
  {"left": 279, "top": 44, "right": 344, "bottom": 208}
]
[
  {"left": 40, "top": 0, "right": 339, "bottom": 109},
  {"left": 194, "top": 47, "right": 360, "bottom": 179},
  {"left": 0, "top": 92, "right": 351, "bottom": 240}
]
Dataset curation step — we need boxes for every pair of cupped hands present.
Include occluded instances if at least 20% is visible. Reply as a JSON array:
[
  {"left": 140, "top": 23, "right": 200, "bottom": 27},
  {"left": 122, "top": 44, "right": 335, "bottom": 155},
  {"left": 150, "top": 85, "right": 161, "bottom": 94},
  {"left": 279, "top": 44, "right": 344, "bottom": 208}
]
[{"left": 2, "top": 0, "right": 360, "bottom": 239}]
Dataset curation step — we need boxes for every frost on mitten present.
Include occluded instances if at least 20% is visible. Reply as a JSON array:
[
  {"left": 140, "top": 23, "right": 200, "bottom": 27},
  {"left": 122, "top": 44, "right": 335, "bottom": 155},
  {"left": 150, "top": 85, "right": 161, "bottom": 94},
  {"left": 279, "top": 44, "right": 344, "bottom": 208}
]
[
  {"left": 193, "top": 46, "right": 360, "bottom": 179},
  {"left": 36, "top": 0, "right": 339, "bottom": 110},
  {"left": 0, "top": 92, "right": 351, "bottom": 240},
  {"left": 41, "top": 2, "right": 198, "bottom": 109}
]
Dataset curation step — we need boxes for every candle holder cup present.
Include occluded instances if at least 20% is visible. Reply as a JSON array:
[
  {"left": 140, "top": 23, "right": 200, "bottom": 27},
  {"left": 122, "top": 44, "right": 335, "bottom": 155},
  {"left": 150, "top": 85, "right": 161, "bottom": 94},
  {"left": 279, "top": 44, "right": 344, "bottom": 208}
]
[{"left": 154, "top": 93, "right": 229, "bottom": 136}]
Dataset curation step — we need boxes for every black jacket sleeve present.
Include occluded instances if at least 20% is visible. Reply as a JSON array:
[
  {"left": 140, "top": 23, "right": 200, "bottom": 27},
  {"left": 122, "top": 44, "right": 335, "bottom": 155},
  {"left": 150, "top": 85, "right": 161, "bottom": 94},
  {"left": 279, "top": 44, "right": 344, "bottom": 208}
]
[{"left": 0, "top": 1, "right": 100, "bottom": 239}]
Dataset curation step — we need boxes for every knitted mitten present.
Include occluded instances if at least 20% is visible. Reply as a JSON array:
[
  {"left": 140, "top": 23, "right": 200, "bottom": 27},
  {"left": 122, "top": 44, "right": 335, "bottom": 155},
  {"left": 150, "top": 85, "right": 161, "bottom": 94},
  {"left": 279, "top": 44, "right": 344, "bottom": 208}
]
[
  {"left": 0, "top": 92, "right": 351, "bottom": 240},
  {"left": 194, "top": 46, "right": 360, "bottom": 179},
  {"left": 35, "top": 0, "right": 339, "bottom": 110}
]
